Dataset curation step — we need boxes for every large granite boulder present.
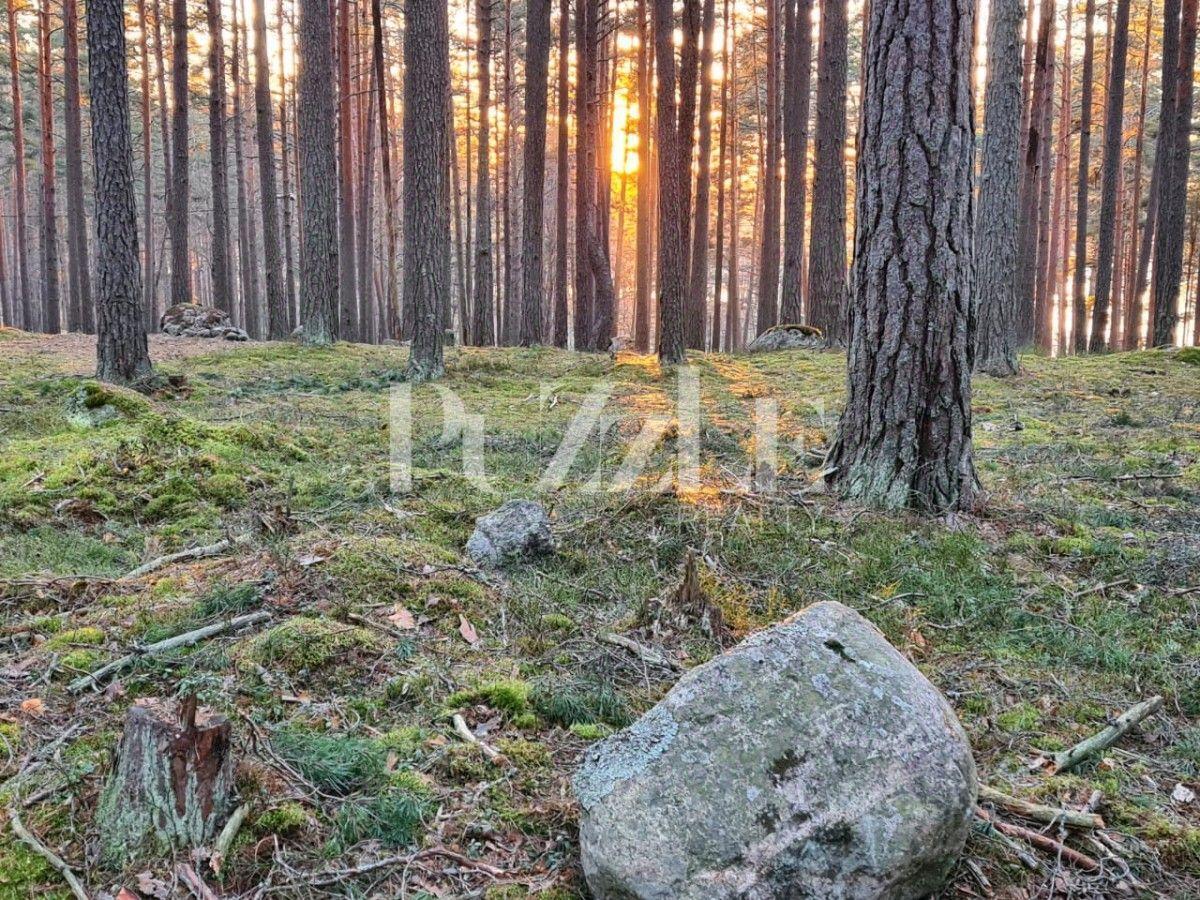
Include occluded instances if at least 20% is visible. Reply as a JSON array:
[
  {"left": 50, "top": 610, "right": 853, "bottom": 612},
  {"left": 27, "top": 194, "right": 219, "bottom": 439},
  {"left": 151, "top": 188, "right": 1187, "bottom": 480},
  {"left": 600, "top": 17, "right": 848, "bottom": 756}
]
[
  {"left": 465, "top": 500, "right": 555, "bottom": 567},
  {"left": 160, "top": 304, "right": 249, "bottom": 341},
  {"left": 746, "top": 323, "right": 824, "bottom": 352},
  {"left": 574, "top": 601, "right": 976, "bottom": 899}
]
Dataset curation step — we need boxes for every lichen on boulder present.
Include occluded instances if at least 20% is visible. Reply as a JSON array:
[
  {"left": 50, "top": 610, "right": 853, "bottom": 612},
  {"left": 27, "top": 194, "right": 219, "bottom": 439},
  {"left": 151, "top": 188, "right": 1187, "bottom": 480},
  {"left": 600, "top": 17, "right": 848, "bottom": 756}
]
[
  {"left": 574, "top": 600, "right": 976, "bottom": 899},
  {"left": 64, "top": 382, "right": 150, "bottom": 428},
  {"left": 746, "top": 323, "right": 825, "bottom": 353},
  {"left": 465, "top": 500, "right": 555, "bottom": 567}
]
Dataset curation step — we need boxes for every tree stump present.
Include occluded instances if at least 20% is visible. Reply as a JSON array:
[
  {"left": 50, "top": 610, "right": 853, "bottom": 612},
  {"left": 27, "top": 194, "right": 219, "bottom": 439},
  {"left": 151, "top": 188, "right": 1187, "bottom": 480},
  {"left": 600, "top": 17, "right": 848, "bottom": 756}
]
[{"left": 98, "top": 697, "right": 235, "bottom": 865}]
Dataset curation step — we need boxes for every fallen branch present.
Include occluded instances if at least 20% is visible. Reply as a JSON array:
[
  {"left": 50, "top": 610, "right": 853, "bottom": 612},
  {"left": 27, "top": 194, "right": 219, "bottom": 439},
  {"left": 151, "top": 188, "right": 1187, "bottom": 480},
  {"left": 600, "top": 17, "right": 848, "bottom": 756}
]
[
  {"left": 292, "top": 846, "right": 505, "bottom": 889},
  {"left": 977, "top": 784, "right": 1105, "bottom": 829},
  {"left": 176, "top": 862, "right": 219, "bottom": 900},
  {"left": 122, "top": 535, "right": 248, "bottom": 581},
  {"left": 1051, "top": 696, "right": 1164, "bottom": 774},
  {"left": 599, "top": 632, "right": 683, "bottom": 672},
  {"left": 7, "top": 807, "right": 89, "bottom": 900},
  {"left": 451, "top": 713, "right": 507, "bottom": 766},
  {"left": 210, "top": 802, "right": 250, "bottom": 874},
  {"left": 68, "top": 610, "right": 272, "bottom": 693},
  {"left": 1064, "top": 472, "right": 1183, "bottom": 483},
  {"left": 974, "top": 807, "right": 1100, "bottom": 872}
]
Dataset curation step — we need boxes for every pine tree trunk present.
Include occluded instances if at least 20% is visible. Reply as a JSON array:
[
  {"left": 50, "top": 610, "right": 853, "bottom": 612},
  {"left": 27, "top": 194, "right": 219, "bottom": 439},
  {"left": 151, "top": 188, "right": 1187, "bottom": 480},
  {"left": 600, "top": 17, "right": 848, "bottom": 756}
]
[
  {"left": 1070, "top": 0, "right": 1098, "bottom": 352},
  {"left": 780, "top": 0, "right": 813, "bottom": 325},
  {"left": 207, "top": 0, "right": 233, "bottom": 317},
  {"left": 1089, "top": 0, "right": 1131, "bottom": 350},
  {"left": 554, "top": 0, "right": 570, "bottom": 347},
  {"left": 169, "top": 0, "right": 191, "bottom": 307},
  {"left": 151, "top": 0, "right": 174, "bottom": 328},
  {"left": 472, "top": 0, "right": 495, "bottom": 346},
  {"left": 653, "top": 0, "right": 686, "bottom": 363},
  {"left": 37, "top": 0, "right": 61, "bottom": 333},
  {"left": 88, "top": 0, "right": 152, "bottom": 382},
  {"left": 755, "top": 0, "right": 782, "bottom": 335},
  {"left": 806, "top": 0, "right": 849, "bottom": 344},
  {"left": 828, "top": 0, "right": 979, "bottom": 513},
  {"left": 403, "top": 0, "right": 449, "bottom": 380},
  {"left": 336, "top": 0, "right": 358, "bottom": 340},
  {"left": 1015, "top": 0, "right": 1055, "bottom": 347},
  {"left": 633, "top": 0, "right": 653, "bottom": 351},
  {"left": 574, "top": 0, "right": 597, "bottom": 349},
  {"left": 135, "top": 0, "right": 156, "bottom": 328},
  {"left": 297, "top": 0, "right": 339, "bottom": 343},
  {"left": 710, "top": 0, "right": 732, "bottom": 351},
  {"left": 63, "top": 0, "right": 93, "bottom": 333},
  {"left": 277, "top": 0, "right": 297, "bottom": 329},
  {"left": 725, "top": 8, "right": 741, "bottom": 352},
  {"left": 974, "top": 0, "right": 1024, "bottom": 375},
  {"left": 371, "top": 0, "right": 398, "bottom": 339},
  {"left": 685, "top": 0, "right": 718, "bottom": 348},
  {"left": 521, "top": 0, "right": 552, "bottom": 345},
  {"left": 1152, "top": 0, "right": 1198, "bottom": 345},
  {"left": 5, "top": 0, "right": 33, "bottom": 330},
  {"left": 252, "top": 0, "right": 287, "bottom": 338}
]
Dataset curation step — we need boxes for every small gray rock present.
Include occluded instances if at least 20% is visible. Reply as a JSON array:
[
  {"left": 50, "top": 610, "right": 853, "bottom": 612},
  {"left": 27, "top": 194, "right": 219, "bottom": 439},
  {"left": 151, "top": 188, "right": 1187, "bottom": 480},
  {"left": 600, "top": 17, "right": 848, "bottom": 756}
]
[
  {"left": 746, "top": 323, "right": 825, "bottom": 352},
  {"left": 575, "top": 601, "right": 976, "bottom": 900},
  {"left": 466, "top": 500, "right": 554, "bottom": 567}
]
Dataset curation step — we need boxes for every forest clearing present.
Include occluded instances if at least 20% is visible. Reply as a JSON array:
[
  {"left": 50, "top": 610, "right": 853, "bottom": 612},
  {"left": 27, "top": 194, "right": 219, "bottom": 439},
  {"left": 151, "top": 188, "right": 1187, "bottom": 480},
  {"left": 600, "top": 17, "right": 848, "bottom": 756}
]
[{"left": 0, "top": 332, "right": 1198, "bottom": 897}]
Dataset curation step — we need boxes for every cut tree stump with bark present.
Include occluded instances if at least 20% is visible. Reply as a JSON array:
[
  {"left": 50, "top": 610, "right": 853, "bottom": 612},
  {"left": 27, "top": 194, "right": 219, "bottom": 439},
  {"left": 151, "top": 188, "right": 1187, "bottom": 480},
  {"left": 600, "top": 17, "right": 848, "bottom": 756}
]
[{"left": 97, "top": 697, "right": 236, "bottom": 864}]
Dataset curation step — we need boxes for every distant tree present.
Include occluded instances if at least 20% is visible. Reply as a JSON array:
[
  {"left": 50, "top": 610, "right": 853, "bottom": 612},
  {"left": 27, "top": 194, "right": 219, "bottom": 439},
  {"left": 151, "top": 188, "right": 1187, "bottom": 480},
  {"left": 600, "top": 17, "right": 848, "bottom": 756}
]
[
  {"left": 6, "top": 0, "right": 33, "bottom": 329},
  {"left": 169, "top": 0, "right": 191, "bottom": 307},
  {"left": 151, "top": 0, "right": 173, "bottom": 326},
  {"left": 653, "top": 0, "right": 687, "bottom": 364},
  {"left": 252, "top": 0, "right": 287, "bottom": 338},
  {"left": 337, "top": 0, "right": 358, "bottom": 340},
  {"left": 403, "top": 0, "right": 450, "bottom": 381},
  {"left": 755, "top": 0, "right": 781, "bottom": 335},
  {"left": 806, "top": 0, "right": 848, "bottom": 343},
  {"left": 37, "top": 0, "right": 61, "bottom": 333},
  {"left": 553, "top": 0, "right": 570, "bottom": 348},
  {"left": 725, "top": 7, "right": 741, "bottom": 351},
  {"left": 296, "top": 0, "right": 339, "bottom": 343},
  {"left": 1070, "top": 0, "right": 1097, "bottom": 353},
  {"left": 633, "top": 0, "right": 653, "bottom": 351},
  {"left": 973, "top": 0, "right": 1024, "bottom": 375},
  {"left": 710, "top": 0, "right": 732, "bottom": 350},
  {"left": 135, "top": 0, "right": 156, "bottom": 324},
  {"left": 1089, "top": 0, "right": 1132, "bottom": 351},
  {"left": 1152, "top": 0, "right": 1198, "bottom": 346},
  {"left": 686, "top": 0, "right": 718, "bottom": 348},
  {"left": 574, "top": 0, "right": 597, "bottom": 349},
  {"left": 63, "top": 0, "right": 93, "bottom": 333},
  {"left": 827, "top": 0, "right": 979, "bottom": 512},
  {"left": 87, "top": 0, "right": 152, "bottom": 382},
  {"left": 520, "top": 0, "right": 551, "bottom": 346},
  {"left": 207, "top": 0, "right": 234, "bottom": 316},
  {"left": 472, "top": 0, "right": 495, "bottom": 347},
  {"left": 371, "top": 0, "right": 398, "bottom": 338},
  {"left": 779, "top": 0, "right": 813, "bottom": 326}
]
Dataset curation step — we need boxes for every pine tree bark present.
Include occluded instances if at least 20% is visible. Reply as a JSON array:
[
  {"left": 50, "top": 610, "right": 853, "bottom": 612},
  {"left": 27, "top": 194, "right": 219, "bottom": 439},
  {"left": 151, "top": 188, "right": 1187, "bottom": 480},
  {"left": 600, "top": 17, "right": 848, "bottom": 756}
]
[
  {"left": 151, "top": 0, "right": 174, "bottom": 327},
  {"left": 230, "top": 0, "right": 255, "bottom": 330},
  {"left": 336, "top": 0, "right": 358, "bottom": 340},
  {"left": 553, "top": 0, "right": 570, "bottom": 347},
  {"left": 633, "top": 0, "right": 653, "bottom": 351},
  {"left": 37, "top": 0, "right": 61, "bottom": 333},
  {"left": 371, "top": 0, "right": 397, "bottom": 339},
  {"left": 63, "top": 0, "right": 93, "bottom": 333},
  {"left": 686, "top": 0, "right": 718, "bottom": 348},
  {"left": 1089, "top": 0, "right": 1131, "bottom": 351},
  {"left": 653, "top": 0, "right": 686, "bottom": 363},
  {"left": 806, "top": 0, "right": 849, "bottom": 343},
  {"left": 725, "top": 9, "right": 741, "bottom": 351},
  {"left": 472, "top": 0, "right": 495, "bottom": 346},
  {"left": 88, "top": 0, "right": 153, "bottom": 382},
  {"left": 1071, "top": 0, "right": 1098, "bottom": 353},
  {"left": 974, "top": 0, "right": 1024, "bottom": 374},
  {"left": 755, "top": 0, "right": 782, "bottom": 335},
  {"left": 828, "top": 0, "right": 979, "bottom": 513},
  {"left": 207, "top": 0, "right": 233, "bottom": 316},
  {"left": 711, "top": 0, "right": 732, "bottom": 351},
  {"left": 5, "top": 0, "right": 33, "bottom": 330},
  {"left": 574, "top": 0, "right": 597, "bottom": 349},
  {"left": 296, "top": 0, "right": 339, "bottom": 343},
  {"left": 135, "top": 0, "right": 156, "bottom": 327},
  {"left": 403, "top": 0, "right": 449, "bottom": 380},
  {"left": 780, "top": 0, "right": 813, "bottom": 325},
  {"left": 521, "top": 0, "right": 552, "bottom": 345},
  {"left": 1015, "top": 0, "right": 1055, "bottom": 347},
  {"left": 277, "top": 0, "right": 297, "bottom": 328},
  {"left": 1152, "top": 0, "right": 1198, "bottom": 345},
  {"left": 169, "top": 0, "right": 191, "bottom": 307},
  {"left": 252, "top": 0, "right": 287, "bottom": 338}
]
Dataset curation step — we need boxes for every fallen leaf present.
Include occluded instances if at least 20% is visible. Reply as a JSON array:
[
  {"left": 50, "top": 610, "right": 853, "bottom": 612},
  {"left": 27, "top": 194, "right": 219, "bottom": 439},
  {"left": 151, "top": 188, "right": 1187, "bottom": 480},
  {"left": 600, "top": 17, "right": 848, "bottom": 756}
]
[
  {"left": 1172, "top": 783, "right": 1196, "bottom": 805},
  {"left": 296, "top": 552, "right": 327, "bottom": 567},
  {"left": 388, "top": 606, "right": 417, "bottom": 630},
  {"left": 458, "top": 614, "right": 479, "bottom": 646},
  {"left": 116, "top": 889, "right": 140, "bottom": 900},
  {"left": 19, "top": 697, "right": 44, "bottom": 716}
]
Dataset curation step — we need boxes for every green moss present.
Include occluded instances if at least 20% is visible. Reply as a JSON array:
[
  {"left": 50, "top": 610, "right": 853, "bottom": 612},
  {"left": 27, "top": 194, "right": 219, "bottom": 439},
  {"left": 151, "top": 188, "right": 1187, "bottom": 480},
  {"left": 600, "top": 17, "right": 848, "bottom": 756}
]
[
  {"left": 496, "top": 738, "right": 551, "bottom": 771},
  {"left": 44, "top": 626, "right": 104, "bottom": 650},
  {"left": 253, "top": 802, "right": 310, "bottom": 837},
  {"left": 0, "top": 838, "right": 68, "bottom": 900},
  {"left": 241, "top": 616, "right": 383, "bottom": 674},
  {"left": 539, "top": 612, "right": 575, "bottom": 631},
  {"left": 1176, "top": 347, "right": 1200, "bottom": 366},
  {"left": 58, "top": 649, "right": 103, "bottom": 673},
  {"left": 568, "top": 723, "right": 613, "bottom": 740},
  {"left": 379, "top": 726, "right": 427, "bottom": 760},
  {"left": 996, "top": 702, "right": 1043, "bottom": 733},
  {"left": 446, "top": 679, "right": 532, "bottom": 717}
]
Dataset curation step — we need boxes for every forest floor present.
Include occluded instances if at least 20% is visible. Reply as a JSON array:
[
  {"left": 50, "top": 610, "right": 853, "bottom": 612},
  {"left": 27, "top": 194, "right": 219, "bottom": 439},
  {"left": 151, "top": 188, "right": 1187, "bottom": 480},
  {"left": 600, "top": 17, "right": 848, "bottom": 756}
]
[{"left": 0, "top": 328, "right": 1198, "bottom": 898}]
